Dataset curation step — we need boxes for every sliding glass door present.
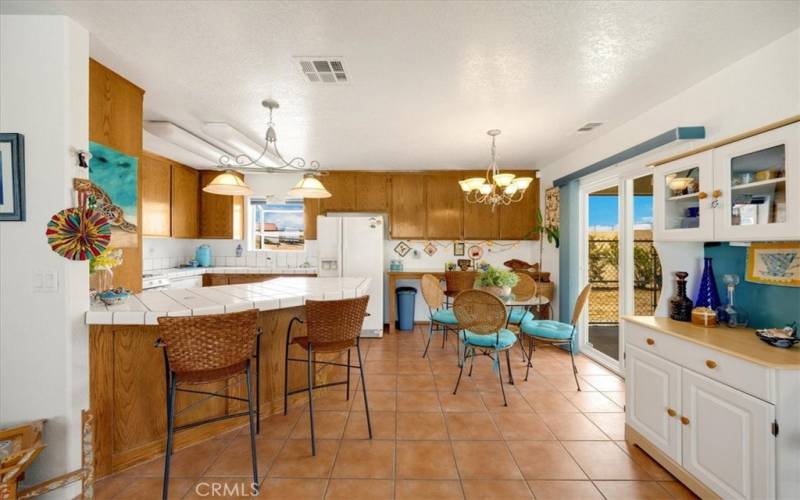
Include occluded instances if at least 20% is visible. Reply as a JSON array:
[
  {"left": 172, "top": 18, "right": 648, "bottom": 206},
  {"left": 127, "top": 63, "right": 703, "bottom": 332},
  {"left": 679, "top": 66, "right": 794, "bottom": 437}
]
[{"left": 579, "top": 171, "right": 661, "bottom": 373}]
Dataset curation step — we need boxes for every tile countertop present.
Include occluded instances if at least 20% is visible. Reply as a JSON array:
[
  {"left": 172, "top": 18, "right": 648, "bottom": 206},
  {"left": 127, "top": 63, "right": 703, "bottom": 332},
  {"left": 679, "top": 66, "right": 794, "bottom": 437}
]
[
  {"left": 87, "top": 276, "right": 370, "bottom": 325},
  {"left": 146, "top": 266, "right": 318, "bottom": 278}
]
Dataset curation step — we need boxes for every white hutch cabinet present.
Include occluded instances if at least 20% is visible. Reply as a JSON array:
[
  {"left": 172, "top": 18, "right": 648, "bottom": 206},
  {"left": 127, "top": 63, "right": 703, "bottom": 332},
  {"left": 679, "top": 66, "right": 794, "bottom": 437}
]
[
  {"left": 654, "top": 121, "right": 799, "bottom": 242},
  {"left": 623, "top": 316, "right": 799, "bottom": 500}
]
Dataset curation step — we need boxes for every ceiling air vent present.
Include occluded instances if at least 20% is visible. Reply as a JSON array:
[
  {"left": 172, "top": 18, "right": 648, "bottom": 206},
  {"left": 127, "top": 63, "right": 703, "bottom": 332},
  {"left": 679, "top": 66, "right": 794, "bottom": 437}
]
[
  {"left": 295, "top": 57, "right": 349, "bottom": 84},
  {"left": 577, "top": 122, "right": 603, "bottom": 132}
]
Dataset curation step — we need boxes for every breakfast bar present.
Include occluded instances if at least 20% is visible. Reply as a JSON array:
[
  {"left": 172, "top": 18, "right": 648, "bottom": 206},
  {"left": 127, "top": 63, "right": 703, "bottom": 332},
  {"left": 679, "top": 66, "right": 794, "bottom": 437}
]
[{"left": 86, "top": 277, "right": 370, "bottom": 477}]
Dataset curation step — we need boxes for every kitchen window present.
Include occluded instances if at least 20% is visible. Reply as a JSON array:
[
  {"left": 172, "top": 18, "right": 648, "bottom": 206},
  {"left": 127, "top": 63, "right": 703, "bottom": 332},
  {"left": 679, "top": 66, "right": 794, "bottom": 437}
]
[{"left": 248, "top": 198, "right": 305, "bottom": 251}]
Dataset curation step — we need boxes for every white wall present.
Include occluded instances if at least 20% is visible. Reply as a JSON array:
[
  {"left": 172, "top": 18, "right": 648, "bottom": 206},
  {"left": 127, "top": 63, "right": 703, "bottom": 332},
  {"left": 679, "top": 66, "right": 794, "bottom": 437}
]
[
  {"left": 0, "top": 15, "right": 90, "bottom": 495},
  {"left": 538, "top": 29, "right": 800, "bottom": 316}
]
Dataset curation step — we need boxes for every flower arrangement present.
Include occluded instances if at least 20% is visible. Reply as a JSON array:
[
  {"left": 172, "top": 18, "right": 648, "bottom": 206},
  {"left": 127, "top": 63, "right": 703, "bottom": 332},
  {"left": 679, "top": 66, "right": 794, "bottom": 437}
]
[
  {"left": 89, "top": 247, "right": 123, "bottom": 273},
  {"left": 476, "top": 266, "right": 519, "bottom": 296}
]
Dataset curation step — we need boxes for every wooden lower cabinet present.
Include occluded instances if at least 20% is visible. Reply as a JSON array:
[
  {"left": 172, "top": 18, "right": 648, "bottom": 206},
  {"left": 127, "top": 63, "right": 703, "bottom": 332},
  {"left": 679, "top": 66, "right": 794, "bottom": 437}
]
[{"left": 202, "top": 273, "right": 316, "bottom": 286}]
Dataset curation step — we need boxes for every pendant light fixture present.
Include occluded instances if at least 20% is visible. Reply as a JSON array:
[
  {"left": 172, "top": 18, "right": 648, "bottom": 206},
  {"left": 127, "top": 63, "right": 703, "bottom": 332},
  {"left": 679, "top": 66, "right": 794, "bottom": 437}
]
[
  {"left": 459, "top": 129, "right": 535, "bottom": 210},
  {"left": 204, "top": 99, "right": 329, "bottom": 198}
]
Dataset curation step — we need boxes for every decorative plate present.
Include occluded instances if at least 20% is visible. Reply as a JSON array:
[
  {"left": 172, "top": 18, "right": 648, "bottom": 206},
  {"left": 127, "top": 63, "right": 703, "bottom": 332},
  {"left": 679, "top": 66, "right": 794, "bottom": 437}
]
[
  {"left": 423, "top": 242, "right": 437, "bottom": 256},
  {"left": 394, "top": 241, "right": 411, "bottom": 257},
  {"left": 468, "top": 245, "right": 483, "bottom": 260},
  {"left": 46, "top": 207, "right": 111, "bottom": 260}
]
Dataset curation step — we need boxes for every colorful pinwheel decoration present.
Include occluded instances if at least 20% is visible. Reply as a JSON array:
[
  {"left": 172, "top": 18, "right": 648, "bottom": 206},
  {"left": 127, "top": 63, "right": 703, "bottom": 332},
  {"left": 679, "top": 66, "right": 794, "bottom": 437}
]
[{"left": 46, "top": 207, "right": 111, "bottom": 261}]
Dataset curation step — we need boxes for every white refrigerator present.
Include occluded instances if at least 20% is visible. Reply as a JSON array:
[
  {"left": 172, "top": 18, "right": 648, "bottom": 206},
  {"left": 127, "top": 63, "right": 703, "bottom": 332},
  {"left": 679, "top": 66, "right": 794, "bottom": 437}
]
[{"left": 316, "top": 215, "right": 385, "bottom": 337}]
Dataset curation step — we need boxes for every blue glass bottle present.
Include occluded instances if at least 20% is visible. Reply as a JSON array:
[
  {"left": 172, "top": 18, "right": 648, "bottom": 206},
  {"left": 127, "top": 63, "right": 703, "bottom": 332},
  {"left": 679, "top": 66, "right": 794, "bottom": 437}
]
[{"left": 695, "top": 257, "right": 721, "bottom": 310}]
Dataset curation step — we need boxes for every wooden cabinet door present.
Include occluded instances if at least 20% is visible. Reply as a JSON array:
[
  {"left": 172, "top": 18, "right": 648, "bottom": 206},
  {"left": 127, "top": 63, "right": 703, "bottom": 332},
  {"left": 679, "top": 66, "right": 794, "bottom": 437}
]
[
  {"left": 199, "top": 170, "right": 245, "bottom": 239},
  {"left": 356, "top": 173, "right": 390, "bottom": 212},
  {"left": 498, "top": 172, "right": 539, "bottom": 240},
  {"left": 390, "top": 174, "right": 426, "bottom": 239},
  {"left": 425, "top": 173, "right": 463, "bottom": 239},
  {"left": 319, "top": 172, "right": 357, "bottom": 213},
  {"left": 681, "top": 369, "right": 774, "bottom": 500},
  {"left": 625, "top": 345, "right": 682, "bottom": 463},
  {"left": 463, "top": 200, "right": 498, "bottom": 240},
  {"left": 141, "top": 152, "right": 171, "bottom": 237},
  {"left": 203, "top": 274, "right": 229, "bottom": 286},
  {"left": 171, "top": 163, "right": 199, "bottom": 238}
]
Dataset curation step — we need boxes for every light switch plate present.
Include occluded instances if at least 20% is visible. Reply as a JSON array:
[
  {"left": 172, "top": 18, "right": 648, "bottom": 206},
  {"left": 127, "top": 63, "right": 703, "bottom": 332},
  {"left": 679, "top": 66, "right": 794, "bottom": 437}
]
[{"left": 33, "top": 269, "right": 59, "bottom": 293}]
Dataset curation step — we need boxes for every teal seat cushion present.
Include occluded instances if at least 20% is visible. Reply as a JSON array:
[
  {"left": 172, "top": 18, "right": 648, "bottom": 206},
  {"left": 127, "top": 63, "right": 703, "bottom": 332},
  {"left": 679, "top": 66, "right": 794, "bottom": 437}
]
[
  {"left": 520, "top": 320, "right": 573, "bottom": 340},
  {"left": 431, "top": 308, "right": 459, "bottom": 325},
  {"left": 459, "top": 328, "right": 517, "bottom": 349},
  {"left": 507, "top": 308, "right": 534, "bottom": 324}
]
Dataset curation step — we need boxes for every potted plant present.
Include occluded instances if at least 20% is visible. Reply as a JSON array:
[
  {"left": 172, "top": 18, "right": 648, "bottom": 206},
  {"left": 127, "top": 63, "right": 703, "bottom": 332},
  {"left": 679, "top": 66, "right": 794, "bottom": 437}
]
[{"left": 476, "top": 266, "right": 520, "bottom": 297}]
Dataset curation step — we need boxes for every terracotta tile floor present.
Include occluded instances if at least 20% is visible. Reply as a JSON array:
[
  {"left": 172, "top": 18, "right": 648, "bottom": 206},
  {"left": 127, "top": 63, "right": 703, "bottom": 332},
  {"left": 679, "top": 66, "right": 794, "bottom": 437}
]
[{"left": 95, "top": 327, "right": 699, "bottom": 499}]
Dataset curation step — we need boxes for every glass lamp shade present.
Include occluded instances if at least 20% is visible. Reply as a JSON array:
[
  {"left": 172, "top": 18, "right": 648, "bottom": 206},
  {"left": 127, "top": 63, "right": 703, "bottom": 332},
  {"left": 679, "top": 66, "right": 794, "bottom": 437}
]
[
  {"left": 458, "top": 180, "right": 471, "bottom": 192},
  {"left": 513, "top": 177, "right": 533, "bottom": 190},
  {"left": 478, "top": 183, "right": 493, "bottom": 195},
  {"left": 462, "top": 177, "right": 485, "bottom": 191},
  {"left": 504, "top": 184, "right": 519, "bottom": 195},
  {"left": 287, "top": 174, "right": 332, "bottom": 199},
  {"left": 202, "top": 170, "right": 254, "bottom": 196},
  {"left": 493, "top": 173, "right": 516, "bottom": 187}
]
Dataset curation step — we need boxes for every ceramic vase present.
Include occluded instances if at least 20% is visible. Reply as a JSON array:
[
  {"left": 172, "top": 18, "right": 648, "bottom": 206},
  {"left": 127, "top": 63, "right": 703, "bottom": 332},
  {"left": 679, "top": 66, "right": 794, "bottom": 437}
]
[{"left": 694, "top": 257, "right": 721, "bottom": 310}]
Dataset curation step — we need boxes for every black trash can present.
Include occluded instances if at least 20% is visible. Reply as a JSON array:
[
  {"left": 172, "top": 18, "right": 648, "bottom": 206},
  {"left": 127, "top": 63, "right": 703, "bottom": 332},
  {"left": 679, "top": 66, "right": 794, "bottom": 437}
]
[{"left": 396, "top": 286, "right": 417, "bottom": 331}]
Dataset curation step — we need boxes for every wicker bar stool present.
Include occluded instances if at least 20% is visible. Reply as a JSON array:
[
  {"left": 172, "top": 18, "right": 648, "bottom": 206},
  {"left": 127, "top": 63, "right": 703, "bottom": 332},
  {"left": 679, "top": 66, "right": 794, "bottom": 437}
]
[
  {"left": 452, "top": 289, "right": 518, "bottom": 406},
  {"left": 520, "top": 284, "right": 592, "bottom": 390},
  {"left": 420, "top": 274, "right": 461, "bottom": 359},
  {"left": 283, "top": 296, "right": 371, "bottom": 455},
  {"left": 156, "top": 309, "right": 262, "bottom": 500},
  {"left": 444, "top": 271, "right": 477, "bottom": 307}
]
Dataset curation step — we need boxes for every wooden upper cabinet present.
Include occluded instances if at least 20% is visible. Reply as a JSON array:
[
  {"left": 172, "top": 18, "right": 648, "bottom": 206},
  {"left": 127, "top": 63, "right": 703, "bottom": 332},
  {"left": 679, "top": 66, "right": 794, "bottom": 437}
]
[
  {"left": 390, "top": 174, "right": 426, "bottom": 239},
  {"left": 318, "top": 172, "right": 357, "bottom": 213},
  {"left": 141, "top": 152, "right": 171, "bottom": 237},
  {"left": 355, "top": 173, "right": 390, "bottom": 212},
  {"left": 463, "top": 200, "right": 498, "bottom": 240},
  {"left": 425, "top": 173, "right": 463, "bottom": 239},
  {"left": 171, "top": 163, "right": 199, "bottom": 238},
  {"left": 304, "top": 199, "right": 320, "bottom": 240},
  {"left": 497, "top": 172, "right": 540, "bottom": 240},
  {"left": 199, "top": 170, "right": 245, "bottom": 239}
]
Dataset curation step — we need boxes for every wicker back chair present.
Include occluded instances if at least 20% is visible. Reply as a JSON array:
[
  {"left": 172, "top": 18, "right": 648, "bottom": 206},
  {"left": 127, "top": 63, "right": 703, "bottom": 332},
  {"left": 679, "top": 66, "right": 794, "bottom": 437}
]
[
  {"left": 452, "top": 289, "right": 506, "bottom": 335},
  {"left": 571, "top": 284, "right": 592, "bottom": 326},
  {"left": 159, "top": 309, "right": 258, "bottom": 382},
  {"left": 284, "top": 296, "right": 372, "bottom": 455},
  {"left": 420, "top": 274, "right": 445, "bottom": 310},
  {"left": 444, "top": 271, "right": 477, "bottom": 303},
  {"left": 451, "top": 289, "right": 518, "bottom": 406},
  {"left": 511, "top": 272, "right": 537, "bottom": 301},
  {"left": 156, "top": 309, "right": 262, "bottom": 499}
]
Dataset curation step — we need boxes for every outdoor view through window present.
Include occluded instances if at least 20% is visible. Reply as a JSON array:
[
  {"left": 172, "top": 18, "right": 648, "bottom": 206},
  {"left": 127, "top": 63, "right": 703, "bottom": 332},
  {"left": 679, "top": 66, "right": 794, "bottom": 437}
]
[{"left": 250, "top": 198, "right": 305, "bottom": 251}]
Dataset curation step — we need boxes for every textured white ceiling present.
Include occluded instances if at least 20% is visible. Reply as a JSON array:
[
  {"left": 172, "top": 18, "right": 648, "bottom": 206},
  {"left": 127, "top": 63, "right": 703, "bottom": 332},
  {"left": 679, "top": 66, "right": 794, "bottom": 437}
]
[{"left": 3, "top": 1, "right": 798, "bottom": 171}]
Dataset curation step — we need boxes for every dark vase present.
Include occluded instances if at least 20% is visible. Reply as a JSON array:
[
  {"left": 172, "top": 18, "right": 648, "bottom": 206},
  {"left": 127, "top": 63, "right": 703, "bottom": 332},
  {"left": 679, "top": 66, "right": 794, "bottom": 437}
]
[
  {"left": 695, "top": 257, "right": 721, "bottom": 310},
  {"left": 670, "top": 271, "right": 693, "bottom": 322}
]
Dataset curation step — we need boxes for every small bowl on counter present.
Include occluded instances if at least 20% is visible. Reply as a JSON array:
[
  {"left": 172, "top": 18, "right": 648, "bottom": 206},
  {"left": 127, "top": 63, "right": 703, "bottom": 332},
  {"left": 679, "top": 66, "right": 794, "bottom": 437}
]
[
  {"left": 97, "top": 288, "right": 132, "bottom": 305},
  {"left": 755, "top": 325, "right": 798, "bottom": 349}
]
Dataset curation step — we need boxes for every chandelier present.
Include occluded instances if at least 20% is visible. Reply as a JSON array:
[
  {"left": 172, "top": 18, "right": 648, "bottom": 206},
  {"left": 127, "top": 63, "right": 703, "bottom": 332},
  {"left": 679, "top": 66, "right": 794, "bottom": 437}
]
[
  {"left": 459, "top": 129, "right": 534, "bottom": 210},
  {"left": 205, "top": 99, "right": 330, "bottom": 198}
]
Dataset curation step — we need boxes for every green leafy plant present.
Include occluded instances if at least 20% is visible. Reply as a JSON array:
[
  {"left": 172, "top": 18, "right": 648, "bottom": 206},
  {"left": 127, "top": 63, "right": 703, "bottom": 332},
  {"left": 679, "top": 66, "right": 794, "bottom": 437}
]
[
  {"left": 523, "top": 207, "right": 561, "bottom": 297},
  {"left": 476, "top": 266, "right": 520, "bottom": 288}
]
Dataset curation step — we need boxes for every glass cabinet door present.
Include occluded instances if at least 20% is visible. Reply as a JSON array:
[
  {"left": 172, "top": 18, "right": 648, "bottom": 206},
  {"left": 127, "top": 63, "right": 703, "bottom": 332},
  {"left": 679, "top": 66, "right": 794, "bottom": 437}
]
[
  {"left": 714, "top": 123, "right": 799, "bottom": 241},
  {"left": 653, "top": 151, "right": 714, "bottom": 241}
]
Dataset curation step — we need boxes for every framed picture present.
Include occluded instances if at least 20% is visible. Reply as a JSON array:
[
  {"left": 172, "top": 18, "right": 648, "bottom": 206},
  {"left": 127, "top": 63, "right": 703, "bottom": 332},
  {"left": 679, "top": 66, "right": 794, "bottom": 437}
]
[
  {"left": 0, "top": 133, "right": 25, "bottom": 221},
  {"left": 544, "top": 186, "right": 559, "bottom": 229},
  {"left": 453, "top": 242, "right": 465, "bottom": 256},
  {"left": 394, "top": 241, "right": 411, "bottom": 257},
  {"left": 423, "top": 242, "right": 437, "bottom": 256},
  {"left": 86, "top": 141, "right": 139, "bottom": 247},
  {"left": 457, "top": 259, "right": 472, "bottom": 271},
  {"left": 746, "top": 242, "right": 800, "bottom": 287}
]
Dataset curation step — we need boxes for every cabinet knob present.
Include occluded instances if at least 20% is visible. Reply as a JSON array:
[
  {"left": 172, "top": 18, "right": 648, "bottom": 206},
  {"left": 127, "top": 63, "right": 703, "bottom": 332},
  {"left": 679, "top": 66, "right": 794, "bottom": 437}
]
[
  {"left": 680, "top": 416, "right": 690, "bottom": 425},
  {"left": 712, "top": 189, "right": 722, "bottom": 198},
  {"left": 646, "top": 338, "right": 655, "bottom": 345},
  {"left": 667, "top": 408, "right": 677, "bottom": 417},
  {"left": 697, "top": 191, "right": 708, "bottom": 199},
  {"left": 705, "top": 360, "right": 717, "bottom": 369}
]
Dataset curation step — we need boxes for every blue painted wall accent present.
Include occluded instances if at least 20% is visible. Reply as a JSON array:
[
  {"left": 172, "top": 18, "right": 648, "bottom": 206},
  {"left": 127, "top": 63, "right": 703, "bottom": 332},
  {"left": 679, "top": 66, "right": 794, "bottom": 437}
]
[
  {"left": 558, "top": 179, "right": 581, "bottom": 351},
  {"left": 553, "top": 126, "right": 706, "bottom": 187},
  {"left": 704, "top": 243, "right": 800, "bottom": 329}
]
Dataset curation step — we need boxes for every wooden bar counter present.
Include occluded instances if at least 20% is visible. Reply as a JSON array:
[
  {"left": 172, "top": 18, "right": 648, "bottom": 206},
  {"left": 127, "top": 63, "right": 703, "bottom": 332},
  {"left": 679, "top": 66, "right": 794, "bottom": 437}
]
[{"left": 87, "top": 277, "right": 370, "bottom": 477}]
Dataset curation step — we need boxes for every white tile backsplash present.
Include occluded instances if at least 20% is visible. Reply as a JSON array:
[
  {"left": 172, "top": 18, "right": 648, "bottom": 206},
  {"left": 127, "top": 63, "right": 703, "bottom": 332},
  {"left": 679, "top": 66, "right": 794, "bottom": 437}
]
[{"left": 143, "top": 237, "right": 312, "bottom": 273}]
